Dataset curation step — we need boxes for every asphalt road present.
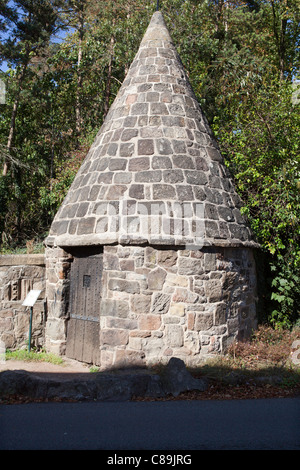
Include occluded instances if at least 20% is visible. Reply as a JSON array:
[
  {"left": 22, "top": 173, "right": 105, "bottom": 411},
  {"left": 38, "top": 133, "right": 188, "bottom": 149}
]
[{"left": 0, "top": 398, "right": 299, "bottom": 451}]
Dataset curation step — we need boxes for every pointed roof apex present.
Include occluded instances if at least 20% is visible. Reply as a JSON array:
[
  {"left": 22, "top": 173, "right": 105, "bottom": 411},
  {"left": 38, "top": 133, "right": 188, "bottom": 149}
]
[{"left": 141, "top": 11, "right": 172, "bottom": 44}]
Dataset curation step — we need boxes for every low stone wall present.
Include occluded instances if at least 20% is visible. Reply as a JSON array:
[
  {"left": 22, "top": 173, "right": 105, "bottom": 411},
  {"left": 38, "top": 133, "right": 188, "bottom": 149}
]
[{"left": 0, "top": 254, "right": 46, "bottom": 350}]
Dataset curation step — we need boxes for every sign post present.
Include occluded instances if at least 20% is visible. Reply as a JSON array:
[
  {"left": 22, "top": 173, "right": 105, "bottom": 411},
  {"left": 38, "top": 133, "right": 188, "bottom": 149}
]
[{"left": 22, "top": 290, "right": 42, "bottom": 352}]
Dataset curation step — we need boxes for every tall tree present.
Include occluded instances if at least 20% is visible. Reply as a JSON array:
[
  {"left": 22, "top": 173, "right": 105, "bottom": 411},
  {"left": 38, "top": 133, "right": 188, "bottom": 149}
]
[
  {"left": 0, "top": 0, "right": 61, "bottom": 176},
  {"left": 58, "top": 0, "right": 93, "bottom": 142}
]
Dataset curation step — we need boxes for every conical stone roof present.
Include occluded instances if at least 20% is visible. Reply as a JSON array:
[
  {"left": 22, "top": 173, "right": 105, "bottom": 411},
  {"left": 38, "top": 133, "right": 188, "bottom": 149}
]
[{"left": 46, "top": 11, "right": 258, "bottom": 249}]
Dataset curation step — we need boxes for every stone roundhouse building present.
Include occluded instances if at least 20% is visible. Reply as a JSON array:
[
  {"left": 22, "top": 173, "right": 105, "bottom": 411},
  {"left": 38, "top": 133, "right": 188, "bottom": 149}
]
[{"left": 44, "top": 11, "right": 259, "bottom": 369}]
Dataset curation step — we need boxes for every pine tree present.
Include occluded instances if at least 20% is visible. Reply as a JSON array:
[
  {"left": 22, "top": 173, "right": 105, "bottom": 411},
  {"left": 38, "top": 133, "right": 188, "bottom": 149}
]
[{"left": 0, "top": 0, "right": 62, "bottom": 176}]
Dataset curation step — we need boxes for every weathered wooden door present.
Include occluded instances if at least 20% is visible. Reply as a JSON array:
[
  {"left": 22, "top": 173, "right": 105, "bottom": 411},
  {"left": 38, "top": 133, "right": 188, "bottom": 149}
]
[{"left": 66, "top": 253, "right": 103, "bottom": 365}]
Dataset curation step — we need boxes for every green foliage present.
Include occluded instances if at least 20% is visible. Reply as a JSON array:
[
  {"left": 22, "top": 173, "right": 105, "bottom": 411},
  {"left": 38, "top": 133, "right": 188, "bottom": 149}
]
[
  {"left": 213, "top": 76, "right": 300, "bottom": 329},
  {"left": 39, "top": 147, "right": 86, "bottom": 220},
  {"left": 270, "top": 257, "right": 300, "bottom": 329}
]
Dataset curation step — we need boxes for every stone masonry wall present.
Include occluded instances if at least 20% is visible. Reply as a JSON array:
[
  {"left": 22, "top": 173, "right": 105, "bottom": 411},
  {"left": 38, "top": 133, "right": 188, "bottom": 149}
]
[
  {"left": 44, "top": 247, "right": 72, "bottom": 356},
  {"left": 99, "top": 244, "right": 258, "bottom": 369},
  {"left": 43, "top": 244, "right": 257, "bottom": 368},
  {"left": 0, "top": 255, "right": 46, "bottom": 350}
]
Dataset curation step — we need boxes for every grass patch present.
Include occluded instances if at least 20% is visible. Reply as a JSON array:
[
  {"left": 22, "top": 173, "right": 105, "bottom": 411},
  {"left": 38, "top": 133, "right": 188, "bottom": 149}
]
[{"left": 5, "top": 349, "right": 64, "bottom": 365}]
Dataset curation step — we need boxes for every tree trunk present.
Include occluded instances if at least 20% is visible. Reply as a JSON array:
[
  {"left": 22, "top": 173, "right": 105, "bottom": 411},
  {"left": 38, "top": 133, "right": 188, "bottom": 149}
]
[
  {"left": 75, "top": 10, "right": 84, "bottom": 143},
  {"left": 271, "top": 0, "right": 287, "bottom": 81},
  {"left": 2, "top": 56, "right": 29, "bottom": 176},
  {"left": 279, "top": 18, "right": 287, "bottom": 81},
  {"left": 103, "top": 33, "right": 115, "bottom": 119}
]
